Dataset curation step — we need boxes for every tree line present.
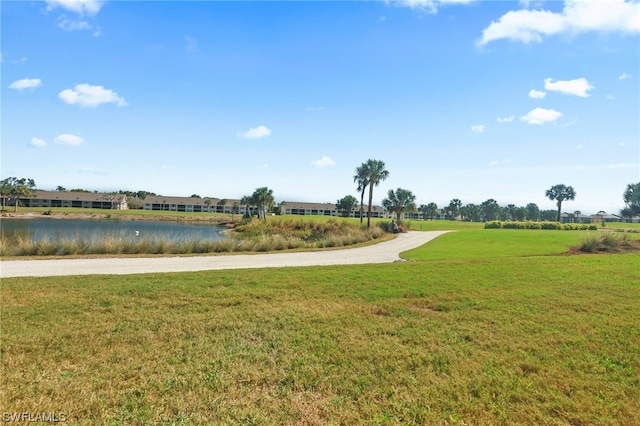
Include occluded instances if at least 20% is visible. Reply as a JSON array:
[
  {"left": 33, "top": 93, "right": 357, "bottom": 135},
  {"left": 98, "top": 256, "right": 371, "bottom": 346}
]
[{"left": 2, "top": 174, "right": 639, "bottom": 223}]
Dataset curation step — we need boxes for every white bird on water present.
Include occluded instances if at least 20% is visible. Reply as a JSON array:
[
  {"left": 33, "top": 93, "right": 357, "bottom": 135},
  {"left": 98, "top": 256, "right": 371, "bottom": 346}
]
[{"left": 135, "top": 231, "right": 140, "bottom": 236}]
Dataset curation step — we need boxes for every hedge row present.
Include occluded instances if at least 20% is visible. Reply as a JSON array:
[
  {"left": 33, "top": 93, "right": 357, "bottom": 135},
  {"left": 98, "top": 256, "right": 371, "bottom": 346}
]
[{"left": 484, "top": 221, "right": 598, "bottom": 230}]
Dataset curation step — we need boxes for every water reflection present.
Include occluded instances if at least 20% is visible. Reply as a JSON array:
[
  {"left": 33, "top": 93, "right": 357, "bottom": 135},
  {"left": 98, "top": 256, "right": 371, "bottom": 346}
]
[{"left": 0, "top": 218, "right": 226, "bottom": 243}]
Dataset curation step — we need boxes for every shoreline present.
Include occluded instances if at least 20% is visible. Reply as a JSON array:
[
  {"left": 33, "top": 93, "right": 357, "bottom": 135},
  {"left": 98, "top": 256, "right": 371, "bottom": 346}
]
[{"left": 1, "top": 210, "right": 235, "bottom": 225}]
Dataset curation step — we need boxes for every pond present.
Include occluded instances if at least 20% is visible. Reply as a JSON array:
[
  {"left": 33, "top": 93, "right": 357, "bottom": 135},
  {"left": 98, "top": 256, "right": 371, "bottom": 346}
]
[{"left": 0, "top": 218, "right": 228, "bottom": 243}]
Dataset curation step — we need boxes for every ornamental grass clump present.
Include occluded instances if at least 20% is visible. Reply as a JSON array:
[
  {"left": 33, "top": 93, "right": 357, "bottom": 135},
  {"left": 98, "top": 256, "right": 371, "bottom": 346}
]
[{"left": 579, "top": 232, "right": 640, "bottom": 253}]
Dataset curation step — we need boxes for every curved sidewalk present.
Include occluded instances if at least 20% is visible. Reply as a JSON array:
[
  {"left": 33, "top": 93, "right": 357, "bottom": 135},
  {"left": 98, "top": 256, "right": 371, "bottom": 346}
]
[{"left": 0, "top": 231, "right": 449, "bottom": 278}]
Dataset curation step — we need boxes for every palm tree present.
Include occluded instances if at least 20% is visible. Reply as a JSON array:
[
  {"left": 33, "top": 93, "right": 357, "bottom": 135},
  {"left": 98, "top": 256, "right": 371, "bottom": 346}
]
[
  {"left": 231, "top": 201, "right": 240, "bottom": 220},
  {"left": 240, "top": 195, "right": 253, "bottom": 218},
  {"left": 0, "top": 177, "right": 36, "bottom": 212},
  {"left": 464, "top": 203, "right": 482, "bottom": 222},
  {"left": 623, "top": 182, "right": 640, "bottom": 216},
  {"left": 526, "top": 203, "right": 540, "bottom": 221},
  {"left": 277, "top": 200, "right": 287, "bottom": 215},
  {"left": 545, "top": 184, "right": 576, "bottom": 222},
  {"left": 448, "top": 199, "right": 462, "bottom": 221},
  {"left": 363, "top": 159, "right": 390, "bottom": 227},
  {"left": 250, "top": 187, "right": 274, "bottom": 221},
  {"left": 574, "top": 210, "right": 581, "bottom": 224},
  {"left": 482, "top": 199, "right": 500, "bottom": 221},
  {"left": 353, "top": 163, "right": 370, "bottom": 224},
  {"left": 382, "top": 188, "right": 416, "bottom": 223},
  {"left": 217, "top": 198, "right": 228, "bottom": 214},
  {"left": 426, "top": 202, "right": 438, "bottom": 220}
]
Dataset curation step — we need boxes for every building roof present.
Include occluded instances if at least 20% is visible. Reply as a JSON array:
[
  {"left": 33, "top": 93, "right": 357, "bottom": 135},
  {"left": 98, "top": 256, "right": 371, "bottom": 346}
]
[
  {"left": 284, "top": 200, "right": 384, "bottom": 212},
  {"left": 26, "top": 190, "right": 125, "bottom": 202},
  {"left": 142, "top": 195, "right": 241, "bottom": 207}
]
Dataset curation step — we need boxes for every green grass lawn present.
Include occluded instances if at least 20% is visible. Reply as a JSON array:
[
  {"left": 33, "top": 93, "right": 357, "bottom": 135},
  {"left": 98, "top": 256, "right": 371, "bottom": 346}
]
[{"left": 1, "top": 221, "right": 639, "bottom": 424}]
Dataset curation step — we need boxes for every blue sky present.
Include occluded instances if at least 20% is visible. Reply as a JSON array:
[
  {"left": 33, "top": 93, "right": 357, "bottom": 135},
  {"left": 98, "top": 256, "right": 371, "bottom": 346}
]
[{"left": 2, "top": 0, "right": 639, "bottom": 214}]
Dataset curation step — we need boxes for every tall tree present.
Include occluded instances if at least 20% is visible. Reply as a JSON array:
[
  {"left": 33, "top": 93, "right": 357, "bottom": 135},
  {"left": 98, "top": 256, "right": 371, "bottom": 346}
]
[
  {"left": 545, "top": 184, "right": 576, "bottom": 222},
  {"left": 526, "top": 203, "right": 540, "bottom": 221},
  {"left": 448, "top": 199, "right": 462, "bottom": 221},
  {"left": 513, "top": 206, "right": 526, "bottom": 221},
  {"left": 622, "top": 182, "right": 640, "bottom": 217},
  {"left": 353, "top": 163, "right": 370, "bottom": 224},
  {"left": 481, "top": 199, "right": 500, "bottom": 221},
  {"left": 463, "top": 203, "right": 482, "bottom": 222},
  {"left": 336, "top": 195, "right": 358, "bottom": 218},
  {"left": 363, "top": 159, "right": 390, "bottom": 227},
  {"left": 276, "top": 201, "right": 287, "bottom": 215},
  {"left": 231, "top": 202, "right": 240, "bottom": 220},
  {"left": 0, "top": 177, "right": 36, "bottom": 212},
  {"left": 382, "top": 188, "right": 416, "bottom": 223},
  {"left": 250, "top": 187, "right": 274, "bottom": 221},
  {"left": 217, "top": 198, "right": 228, "bottom": 214},
  {"left": 240, "top": 195, "right": 253, "bottom": 218},
  {"left": 425, "top": 202, "right": 438, "bottom": 220}
]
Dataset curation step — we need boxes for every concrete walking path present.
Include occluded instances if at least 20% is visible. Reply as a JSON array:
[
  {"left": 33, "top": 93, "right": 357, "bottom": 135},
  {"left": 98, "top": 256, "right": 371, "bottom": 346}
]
[{"left": 0, "top": 231, "right": 449, "bottom": 278}]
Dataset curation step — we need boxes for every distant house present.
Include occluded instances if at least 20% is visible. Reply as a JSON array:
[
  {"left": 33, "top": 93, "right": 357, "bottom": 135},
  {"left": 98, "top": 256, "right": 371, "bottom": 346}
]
[
  {"left": 560, "top": 212, "right": 633, "bottom": 224},
  {"left": 141, "top": 197, "right": 387, "bottom": 218},
  {"left": 17, "top": 190, "right": 128, "bottom": 210},
  {"left": 142, "top": 195, "right": 246, "bottom": 214},
  {"left": 402, "top": 209, "right": 447, "bottom": 221},
  {"left": 281, "top": 201, "right": 386, "bottom": 218}
]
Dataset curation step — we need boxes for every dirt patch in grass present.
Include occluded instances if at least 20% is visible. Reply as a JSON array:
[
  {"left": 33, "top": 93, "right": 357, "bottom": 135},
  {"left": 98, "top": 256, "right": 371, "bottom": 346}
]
[{"left": 563, "top": 234, "right": 640, "bottom": 255}]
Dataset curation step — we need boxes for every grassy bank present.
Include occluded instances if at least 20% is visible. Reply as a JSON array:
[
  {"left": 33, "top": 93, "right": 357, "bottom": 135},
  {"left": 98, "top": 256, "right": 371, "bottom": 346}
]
[{"left": 1, "top": 225, "right": 639, "bottom": 424}]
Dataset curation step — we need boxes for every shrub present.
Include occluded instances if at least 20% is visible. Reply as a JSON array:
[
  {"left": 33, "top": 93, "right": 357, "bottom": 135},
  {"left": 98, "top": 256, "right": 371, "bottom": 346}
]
[
  {"left": 485, "top": 221, "right": 596, "bottom": 231},
  {"left": 484, "top": 221, "right": 502, "bottom": 229}
]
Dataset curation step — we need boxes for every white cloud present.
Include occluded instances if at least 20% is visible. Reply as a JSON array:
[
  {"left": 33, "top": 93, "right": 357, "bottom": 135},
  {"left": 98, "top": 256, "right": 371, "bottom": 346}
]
[
  {"left": 497, "top": 116, "right": 514, "bottom": 123},
  {"left": 306, "top": 106, "right": 325, "bottom": 111},
  {"left": 59, "top": 84, "right": 127, "bottom": 107},
  {"left": 29, "top": 137, "right": 47, "bottom": 147},
  {"left": 618, "top": 72, "right": 632, "bottom": 80},
  {"left": 58, "top": 17, "right": 92, "bottom": 32},
  {"left": 8, "top": 78, "right": 42, "bottom": 90},
  {"left": 470, "top": 125, "right": 485, "bottom": 133},
  {"left": 477, "top": 0, "right": 640, "bottom": 46},
  {"left": 54, "top": 134, "right": 86, "bottom": 146},
  {"left": 238, "top": 125, "right": 271, "bottom": 139},
  {"left": 388, "top": 0, "right": 476, "bottom": 14},
  {"left": 544, "top": 77, "right": 593, "bottom": 97},
  {"left": 45, "top": 0, "right": 103, "bottom": 16},
  {"left": 311, "top": 156, "right": 336, "bottom": 168},
  {"left": 528, "top": 89, "right": 546, "bottom": 99},
  {"left": 520, "top": 107, "right": 562, "bottom": 124}
]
